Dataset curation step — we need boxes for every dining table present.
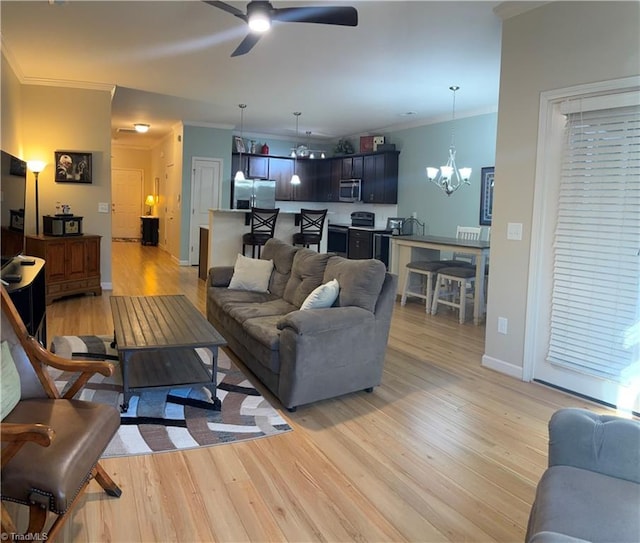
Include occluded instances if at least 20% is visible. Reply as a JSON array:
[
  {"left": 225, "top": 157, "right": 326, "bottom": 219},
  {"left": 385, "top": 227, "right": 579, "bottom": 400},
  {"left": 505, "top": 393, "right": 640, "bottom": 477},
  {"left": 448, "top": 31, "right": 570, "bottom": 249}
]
[{"left": 390, "top": 235, "right": 490, "bottom": 325}]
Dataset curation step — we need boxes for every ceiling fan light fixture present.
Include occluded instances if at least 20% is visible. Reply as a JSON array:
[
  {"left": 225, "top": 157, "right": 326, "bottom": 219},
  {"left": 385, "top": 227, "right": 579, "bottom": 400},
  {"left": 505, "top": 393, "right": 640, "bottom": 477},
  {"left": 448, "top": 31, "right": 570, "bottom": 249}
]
[
  {"left": 248, "top": 11, "right": 271, "bottom": 32},
  {"left": 134, "top": 123, "right": 150, "bottom": 133}
]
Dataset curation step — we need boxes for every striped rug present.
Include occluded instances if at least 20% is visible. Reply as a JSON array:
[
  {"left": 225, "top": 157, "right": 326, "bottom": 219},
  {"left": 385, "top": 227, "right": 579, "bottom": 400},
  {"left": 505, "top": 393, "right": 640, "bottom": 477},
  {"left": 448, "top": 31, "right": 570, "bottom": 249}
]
[{"left": 50, "top": 335, "right": 292, "bottom": 457}]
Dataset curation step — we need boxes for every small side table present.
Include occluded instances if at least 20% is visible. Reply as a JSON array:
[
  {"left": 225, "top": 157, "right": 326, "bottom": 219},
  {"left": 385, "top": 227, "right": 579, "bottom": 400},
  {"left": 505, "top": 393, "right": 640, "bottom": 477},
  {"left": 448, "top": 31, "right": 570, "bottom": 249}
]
[{"left": 140, "top": 216, "right": 159, "bottom": 246}]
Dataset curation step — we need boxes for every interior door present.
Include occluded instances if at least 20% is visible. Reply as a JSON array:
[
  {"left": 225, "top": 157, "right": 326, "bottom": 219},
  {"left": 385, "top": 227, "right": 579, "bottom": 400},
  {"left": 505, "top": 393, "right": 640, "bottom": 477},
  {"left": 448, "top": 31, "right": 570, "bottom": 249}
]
[
  {"left": 190, "top": 158, "right": 222, "bottom": 265},
  {"left": 112, "top": 169, "right": 143, "bottom": 239}
]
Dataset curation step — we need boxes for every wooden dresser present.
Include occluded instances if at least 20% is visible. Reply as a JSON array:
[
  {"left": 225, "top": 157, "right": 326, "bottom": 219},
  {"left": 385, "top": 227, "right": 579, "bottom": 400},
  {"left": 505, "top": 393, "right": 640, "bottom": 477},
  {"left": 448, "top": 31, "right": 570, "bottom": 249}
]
[{"left": 26, "top": 234, "right": 102, "bottom": 304}]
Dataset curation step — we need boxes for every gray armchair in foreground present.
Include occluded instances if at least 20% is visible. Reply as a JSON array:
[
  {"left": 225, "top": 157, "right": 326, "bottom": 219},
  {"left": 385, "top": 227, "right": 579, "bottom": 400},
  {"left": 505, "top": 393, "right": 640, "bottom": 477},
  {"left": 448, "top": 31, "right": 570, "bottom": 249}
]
[{"left": 526, "top": 408, "right": 640, "bottom": 543}]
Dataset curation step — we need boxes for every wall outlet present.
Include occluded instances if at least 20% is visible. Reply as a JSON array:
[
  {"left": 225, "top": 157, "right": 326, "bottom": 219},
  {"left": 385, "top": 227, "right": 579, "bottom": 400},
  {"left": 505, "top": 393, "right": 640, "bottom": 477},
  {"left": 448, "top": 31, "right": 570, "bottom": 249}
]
[
  {"left": 98, "top": 202, "right": 109, "bottom": 213},
  {"left": 498, "top": 317, "right": 508, "bottom": 335}
]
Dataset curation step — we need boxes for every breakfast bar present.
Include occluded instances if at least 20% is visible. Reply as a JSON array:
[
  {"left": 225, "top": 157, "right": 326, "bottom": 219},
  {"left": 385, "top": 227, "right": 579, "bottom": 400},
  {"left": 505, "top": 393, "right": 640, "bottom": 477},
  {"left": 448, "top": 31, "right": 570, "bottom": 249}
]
[
  {"left": 390, "top": 235, "right": 490, "bottom": 325},
  {"left": 207, "top": 208, "right": 328, "bottom": 268}
]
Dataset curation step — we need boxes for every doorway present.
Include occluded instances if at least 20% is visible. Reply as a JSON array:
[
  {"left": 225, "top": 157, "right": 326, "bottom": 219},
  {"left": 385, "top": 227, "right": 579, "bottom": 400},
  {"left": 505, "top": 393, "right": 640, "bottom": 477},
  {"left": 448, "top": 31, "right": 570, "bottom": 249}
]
[
  {"left": 524, "top": 78, "right": 640, "bottom": 413},
  {"left": 111, "top": 168, "right": 143, "bottom": 239},
  {"left": 189, "top": 157, "right": 222, "bottom": 265}
]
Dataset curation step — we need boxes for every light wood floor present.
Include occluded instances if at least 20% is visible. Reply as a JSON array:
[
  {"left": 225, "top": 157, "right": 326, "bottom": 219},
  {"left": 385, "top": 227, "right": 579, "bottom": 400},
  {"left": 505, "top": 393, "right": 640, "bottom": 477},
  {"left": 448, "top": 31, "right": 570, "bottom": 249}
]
[{"left": 11, "top": 241, "right": 604, "bottom": 542}]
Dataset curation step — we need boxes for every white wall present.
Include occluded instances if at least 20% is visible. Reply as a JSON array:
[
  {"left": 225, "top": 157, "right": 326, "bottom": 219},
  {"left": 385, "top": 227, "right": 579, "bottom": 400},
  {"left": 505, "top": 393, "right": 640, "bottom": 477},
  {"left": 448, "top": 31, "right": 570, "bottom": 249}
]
[{"left": 484, "top": 1, "right": 640, "bottom": 376}]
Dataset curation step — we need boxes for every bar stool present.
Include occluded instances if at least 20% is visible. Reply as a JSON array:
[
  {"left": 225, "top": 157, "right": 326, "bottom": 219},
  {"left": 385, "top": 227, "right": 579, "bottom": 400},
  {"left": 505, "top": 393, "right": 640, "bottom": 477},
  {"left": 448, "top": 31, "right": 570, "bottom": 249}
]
[
  {"left": 400, "top": 261, "right": 448, "bottom": 312},
  {"left": 292, "top": 209, "right": 328, "bottom": 252},
  {"left": 242, "top": 207, "right": 279, "bottom": 258},
  {"left": 431, "top": 266, "right": 476, "bottom": 324}
]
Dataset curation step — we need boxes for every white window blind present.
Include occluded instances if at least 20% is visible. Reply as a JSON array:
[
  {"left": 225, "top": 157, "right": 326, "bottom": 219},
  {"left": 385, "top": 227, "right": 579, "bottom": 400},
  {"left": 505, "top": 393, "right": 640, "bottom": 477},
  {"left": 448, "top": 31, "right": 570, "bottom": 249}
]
[{"left": 548, "top": 99, "right": 640, "bottom": 382}]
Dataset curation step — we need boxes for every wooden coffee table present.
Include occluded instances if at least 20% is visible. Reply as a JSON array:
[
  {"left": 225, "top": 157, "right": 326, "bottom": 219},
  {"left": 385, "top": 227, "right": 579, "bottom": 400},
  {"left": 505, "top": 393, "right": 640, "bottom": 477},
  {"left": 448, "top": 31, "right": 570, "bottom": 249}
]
[{"left": 110, "top": 295, "right": 226, "bottom": 413}]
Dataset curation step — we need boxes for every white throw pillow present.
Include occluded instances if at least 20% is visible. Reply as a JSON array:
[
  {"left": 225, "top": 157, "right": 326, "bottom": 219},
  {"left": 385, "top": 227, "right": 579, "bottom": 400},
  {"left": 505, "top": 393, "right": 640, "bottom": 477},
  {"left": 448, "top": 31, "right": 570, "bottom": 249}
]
[
  {"left": 228, "top": 253, "right": 274, "bottom": 292},
  {"left": 300, "top": 279, "right": 340, "bottom": 310}
]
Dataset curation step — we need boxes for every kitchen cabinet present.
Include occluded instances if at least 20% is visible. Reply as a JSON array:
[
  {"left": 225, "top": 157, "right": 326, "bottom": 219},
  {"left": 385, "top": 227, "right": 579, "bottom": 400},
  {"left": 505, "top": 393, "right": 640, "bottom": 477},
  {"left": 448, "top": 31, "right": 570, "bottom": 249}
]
[
  {"left": 293, "top": 159, "right": 316, "bottom": 201},
  {"left": 314, "top": 160, "right": 333, "bottom": 202},
  {"left": 26, "top": 234, "right": 102, "bottom": 305},
  {"left": 327, "top": 159, "right": 343, "bottom": 202},
  {"left": 270, "top": 157, "right": 294, "bottom": 200},
  {"left": 348, "top": 229, "right": 374, "bottom": 260},
  {"left": 341, "top": 156, "right": 363, "bottom": 179},
  {"left": 231, "top": 154, "right": 270, "bottom": 180},
  {"left": 362, "top": 151, "right": 399, "bottom": 204}
]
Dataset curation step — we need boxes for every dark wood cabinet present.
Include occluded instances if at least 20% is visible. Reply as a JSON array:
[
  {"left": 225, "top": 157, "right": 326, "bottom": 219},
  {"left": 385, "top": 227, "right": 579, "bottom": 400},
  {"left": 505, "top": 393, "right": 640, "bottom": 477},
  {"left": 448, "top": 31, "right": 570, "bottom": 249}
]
[
  {"left": 231, "top": 154, "right": 270, "bottom": 180},
  {"left": 26, "top": 234, "right": 102, "bottom": 304},
  {"left": 141, "top": 216, "right": 159, "bottom": 245},
  {"left": 247, "top": 156, "right": 269, "bottom": 179},
  {"left": 362, "top": 152, "right": 399, "bottom": 204},
  {"left": 270, "top": 157, "right": 294, "bottom": 200},
  {"left": 232, "top": 150, "right": 399, "bottom": 204},
  {"left": 314, "top": 160, "right": 333, "bottom": 202},
  {"left": 293, "top": 159, "right": 316, "bottom": 201},
  {"left": 348, "top": 229, "right": 374, "bottom": 260},
  {"left": 341, "top": 156, "right": 363, "bottom": 179}
]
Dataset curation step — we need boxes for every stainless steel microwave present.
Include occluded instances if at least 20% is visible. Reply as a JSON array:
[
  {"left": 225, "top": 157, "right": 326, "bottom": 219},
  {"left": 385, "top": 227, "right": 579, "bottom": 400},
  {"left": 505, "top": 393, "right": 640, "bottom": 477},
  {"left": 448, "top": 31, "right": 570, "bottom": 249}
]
[{"left": 339, "top": 179, "right": 361, "bottom": 202}]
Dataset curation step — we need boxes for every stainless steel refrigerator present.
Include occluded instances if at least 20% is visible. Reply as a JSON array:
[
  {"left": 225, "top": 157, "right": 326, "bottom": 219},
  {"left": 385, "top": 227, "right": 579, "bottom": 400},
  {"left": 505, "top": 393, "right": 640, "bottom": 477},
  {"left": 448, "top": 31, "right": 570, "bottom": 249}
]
[{"left": 230, "top": 178, "right": 276, "bottom": 209}]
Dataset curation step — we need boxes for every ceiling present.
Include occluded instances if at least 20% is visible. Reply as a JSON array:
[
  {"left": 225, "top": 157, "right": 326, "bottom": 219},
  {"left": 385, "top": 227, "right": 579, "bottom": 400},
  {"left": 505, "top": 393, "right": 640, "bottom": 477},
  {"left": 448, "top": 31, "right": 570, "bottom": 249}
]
[{"left": 1, "top": 1, "right": 504, "bottom": 148}]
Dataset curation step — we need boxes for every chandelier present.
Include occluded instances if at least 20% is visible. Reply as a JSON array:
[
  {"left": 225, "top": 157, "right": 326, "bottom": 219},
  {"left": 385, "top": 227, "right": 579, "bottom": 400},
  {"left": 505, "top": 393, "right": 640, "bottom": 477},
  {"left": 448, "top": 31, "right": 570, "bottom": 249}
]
[
  {"left": 426, "top": 86, "right": 472, "bottom": 196},
  {"left": 291, "top": 131, "right": 326, "bottom": 159}
]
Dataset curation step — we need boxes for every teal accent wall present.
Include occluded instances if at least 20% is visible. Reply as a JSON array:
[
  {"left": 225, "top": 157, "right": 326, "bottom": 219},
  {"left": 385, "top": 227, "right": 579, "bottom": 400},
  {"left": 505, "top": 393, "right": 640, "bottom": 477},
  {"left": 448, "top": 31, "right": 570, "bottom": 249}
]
[
  {"left": 388, "top": 112, "right": 497, "bottom": 236},
  {"left": 180, "top": 125, "right": 233, "bottom": 262}
]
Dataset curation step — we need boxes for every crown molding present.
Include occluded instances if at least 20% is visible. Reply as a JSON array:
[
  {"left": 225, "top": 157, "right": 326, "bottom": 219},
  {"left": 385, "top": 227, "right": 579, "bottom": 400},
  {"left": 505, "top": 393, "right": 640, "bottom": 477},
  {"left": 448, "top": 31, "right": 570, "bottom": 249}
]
[{"left": 493, "top": 1, "right": 549, "bottom": 21}]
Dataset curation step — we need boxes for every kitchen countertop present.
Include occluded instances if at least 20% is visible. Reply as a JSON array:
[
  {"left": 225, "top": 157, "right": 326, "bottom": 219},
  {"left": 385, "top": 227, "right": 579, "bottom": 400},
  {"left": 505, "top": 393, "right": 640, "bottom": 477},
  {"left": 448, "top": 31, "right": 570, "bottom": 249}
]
[{"left": 329, "top": 222, "right": 391, "bottom": 233}]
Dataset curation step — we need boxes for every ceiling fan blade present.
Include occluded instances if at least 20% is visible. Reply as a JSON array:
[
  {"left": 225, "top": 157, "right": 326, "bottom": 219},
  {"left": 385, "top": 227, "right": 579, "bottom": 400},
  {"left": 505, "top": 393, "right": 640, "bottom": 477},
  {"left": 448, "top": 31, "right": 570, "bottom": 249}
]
[
  {"left": 272, "top": 6, "right": 358, "bottom": 26},
  {"left": 202, "top": 1, "right": 248, "bottom": 21},
  {"left": 231, "top": 33, "right": 263, "bottom": 57}
]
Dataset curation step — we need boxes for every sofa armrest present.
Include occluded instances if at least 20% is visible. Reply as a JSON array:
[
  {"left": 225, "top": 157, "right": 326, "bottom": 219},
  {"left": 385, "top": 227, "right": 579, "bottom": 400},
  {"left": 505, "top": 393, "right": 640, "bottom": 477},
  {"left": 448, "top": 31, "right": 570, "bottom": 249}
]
[
  {"left": 548, "top": 408, "right": 640, "bottom": 483},
  {"left": 277, "top": 306, "right": 372, "bottom": 334},
  {"left": 208, "top": 266, "right": 234, "bottom": 287}
]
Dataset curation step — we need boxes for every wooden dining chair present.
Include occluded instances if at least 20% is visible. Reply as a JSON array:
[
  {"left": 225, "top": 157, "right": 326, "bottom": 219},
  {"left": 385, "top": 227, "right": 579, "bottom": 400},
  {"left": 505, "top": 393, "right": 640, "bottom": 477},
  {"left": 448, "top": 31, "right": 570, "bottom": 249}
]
[
  {"left": 242, "top": 207, "right": 280, "bottom": 258},
  {"left": 1, "top": 287, "right": 122, "bottom": 541},
  {"left": 292, "top": 208, "right": 328, "bottom": 252}
]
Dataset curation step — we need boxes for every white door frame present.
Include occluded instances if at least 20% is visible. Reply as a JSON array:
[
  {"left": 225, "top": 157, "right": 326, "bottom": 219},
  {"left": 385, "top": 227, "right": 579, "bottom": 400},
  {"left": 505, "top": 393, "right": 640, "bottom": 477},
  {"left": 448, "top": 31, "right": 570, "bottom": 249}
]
[
  {"left": 523, "top": 76, "right": 640, "bottom": 410},
  {"left": 189, "top": 157, "right": 223, "bottom": 265}
]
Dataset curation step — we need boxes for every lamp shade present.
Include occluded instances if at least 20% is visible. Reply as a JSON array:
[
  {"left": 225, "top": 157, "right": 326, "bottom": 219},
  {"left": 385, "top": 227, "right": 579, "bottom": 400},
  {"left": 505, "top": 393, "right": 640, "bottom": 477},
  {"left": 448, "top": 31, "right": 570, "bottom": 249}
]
[
  {"left": 27, "top": 160, "right": 46, "bottom": 173},
  {"left": 145, "top": 194, "right": 155, "bottom": 207}
]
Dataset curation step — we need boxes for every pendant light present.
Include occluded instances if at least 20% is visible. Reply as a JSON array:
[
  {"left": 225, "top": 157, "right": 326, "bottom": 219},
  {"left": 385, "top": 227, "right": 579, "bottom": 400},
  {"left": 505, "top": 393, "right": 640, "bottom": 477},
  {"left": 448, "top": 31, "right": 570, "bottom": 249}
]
[
  {"left": 235, "top": 104, "right": 247, "bottom": 182},
  {"left": 426, "top": 86, "right": 472, "bottom": 196},
  {"left": 291, "top": 112, "right": 301, "bottom": 185}
]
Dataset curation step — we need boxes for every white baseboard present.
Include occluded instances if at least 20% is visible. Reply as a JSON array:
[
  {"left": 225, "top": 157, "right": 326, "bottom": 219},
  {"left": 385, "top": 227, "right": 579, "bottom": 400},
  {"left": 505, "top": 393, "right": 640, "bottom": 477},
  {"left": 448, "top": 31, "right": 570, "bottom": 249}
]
[
  {"left": 101, "top": 282, "right": 113, "bottom": 291},
  {"left": 481, "top": 354, "right": 524, "bottom": 380}
]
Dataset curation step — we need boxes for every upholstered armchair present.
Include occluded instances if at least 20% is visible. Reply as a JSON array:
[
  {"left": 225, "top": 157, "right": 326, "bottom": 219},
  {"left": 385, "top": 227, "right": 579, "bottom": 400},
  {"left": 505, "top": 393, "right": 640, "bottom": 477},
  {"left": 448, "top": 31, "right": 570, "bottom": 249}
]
[{"left": 1, "top": 287, "right": 122, "bottom": 540}]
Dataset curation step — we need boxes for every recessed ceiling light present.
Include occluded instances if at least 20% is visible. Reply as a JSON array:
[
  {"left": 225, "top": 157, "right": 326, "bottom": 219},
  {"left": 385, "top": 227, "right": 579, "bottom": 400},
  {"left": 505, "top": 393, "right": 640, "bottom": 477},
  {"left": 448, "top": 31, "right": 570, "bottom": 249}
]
[{"left": 134, "top": 123, "right": 150, "bottom": 133}]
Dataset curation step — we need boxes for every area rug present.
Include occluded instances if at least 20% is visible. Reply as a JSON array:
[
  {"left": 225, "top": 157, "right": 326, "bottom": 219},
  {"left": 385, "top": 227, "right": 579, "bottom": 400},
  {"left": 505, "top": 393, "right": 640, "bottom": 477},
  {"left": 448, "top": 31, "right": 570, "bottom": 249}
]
[{"left": 50, "top": 335, "right": 292, "bottom": 458}]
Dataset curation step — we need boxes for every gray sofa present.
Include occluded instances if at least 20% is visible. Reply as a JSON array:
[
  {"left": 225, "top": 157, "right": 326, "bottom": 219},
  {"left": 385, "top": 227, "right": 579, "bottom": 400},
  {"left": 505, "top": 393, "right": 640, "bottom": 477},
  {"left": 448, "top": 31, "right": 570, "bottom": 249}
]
[
  {"left": 526, "top": 408, "right": 640, "bottom": 543},
  {"left": 206, "top": 238, "right": 398, "bottom": 411}
]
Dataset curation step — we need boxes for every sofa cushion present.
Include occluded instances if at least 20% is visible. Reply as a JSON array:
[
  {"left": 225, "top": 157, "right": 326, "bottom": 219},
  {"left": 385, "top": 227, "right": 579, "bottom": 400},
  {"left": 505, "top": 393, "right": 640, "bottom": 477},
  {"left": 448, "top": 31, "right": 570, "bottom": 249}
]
[
  {"left": 323, "top": 257, "right": 386, "bottom": 313},
  {"left": 228, "top": 299, "right": 298, "bottom": 324},
  {"left": 209, "top": 287, "right": 276, "bottom": 312},
  {"left": 283, "top": 249, "right": 331, "bottom": 308},
  {"left": 228, "top": 253, "right": 274, "bottom": 292},
  {"left": 527, "top": 465, "right": 640, "bottom": 543},
  {"left": 261, "top": 238, "right": 300, "bottom": 298},
  {"left": 300, "top": 279, "right": 340, "bottom": 310}
]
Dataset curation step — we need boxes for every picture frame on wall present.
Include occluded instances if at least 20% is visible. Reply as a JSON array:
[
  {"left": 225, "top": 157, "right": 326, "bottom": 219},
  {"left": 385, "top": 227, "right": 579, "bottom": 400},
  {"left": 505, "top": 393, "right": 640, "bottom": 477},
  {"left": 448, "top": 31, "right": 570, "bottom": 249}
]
[
  {"left": 54, "top": 151, "right": 92, "bottom": 183},
  {"left": 233, "top": 136, "right": 245, "bottom": 153},
  {"left": 479, "top": 166, "right": 494, "bottom": 226}
]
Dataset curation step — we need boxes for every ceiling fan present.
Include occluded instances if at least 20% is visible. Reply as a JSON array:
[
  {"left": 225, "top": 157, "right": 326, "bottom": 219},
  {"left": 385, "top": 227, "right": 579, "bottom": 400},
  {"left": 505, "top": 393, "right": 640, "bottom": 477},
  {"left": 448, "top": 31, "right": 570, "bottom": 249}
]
[{"left": 204, "top": 1, "right": 358, "bottom": 57}]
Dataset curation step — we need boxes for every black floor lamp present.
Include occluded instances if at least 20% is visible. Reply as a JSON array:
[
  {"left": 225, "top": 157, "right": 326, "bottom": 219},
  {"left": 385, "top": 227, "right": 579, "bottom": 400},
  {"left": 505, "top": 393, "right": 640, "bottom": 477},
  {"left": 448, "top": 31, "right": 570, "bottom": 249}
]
[{"left": 27, "top": 160, "right": 46, "bottom": 235}]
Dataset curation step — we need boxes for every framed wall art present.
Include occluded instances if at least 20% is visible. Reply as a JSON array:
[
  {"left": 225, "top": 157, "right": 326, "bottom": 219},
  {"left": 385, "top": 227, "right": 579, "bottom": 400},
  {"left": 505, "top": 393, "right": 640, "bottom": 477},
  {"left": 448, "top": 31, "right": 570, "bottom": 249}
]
[
  {"left": 479, "top": 166, "right": 494, "bottom": 226},
  {"left": 54, "top": 151, "right": 92, "bottom": 183},
  {"left": 233, "top": 136, "right": 245, "bottom": 153}
]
